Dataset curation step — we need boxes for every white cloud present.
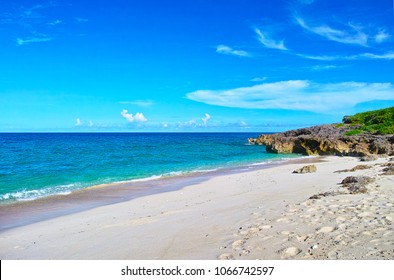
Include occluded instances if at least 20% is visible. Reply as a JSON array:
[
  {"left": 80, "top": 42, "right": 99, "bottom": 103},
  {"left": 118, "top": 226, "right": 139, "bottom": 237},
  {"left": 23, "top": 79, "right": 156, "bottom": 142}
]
[
  {"left": 375, "top": 30, "right": 390, "bottom": 43},
  {"left": 76, "top": 17, "right": 89, "bottom": 23},
  {"left": 216, "top": 45, "right": 250, "bottom": 57},
  {"left": 250, "top": 77, "right": 267, "bottom": 82},
  {"left": 295, "top": 17, "right": 369, "bottom": 46},
  {"left": 119, "top": 100, "right": 154, "bottom": 107},
  {"left": 177, "top": 119, "right": 197, "bottom": 128},
  {"left": 186, "top": 80, "right": 394, "bottom": 113},
  {"left": 298, "top": 51, "right": 394, "bottom": 61},
  {"left": 16, "top": 36, "right": 53, "bottom": 46},
  {"left": 226, "top": 121, "right": 250, "bottom": 128},
  {"left": 175, "top": 114, "right": 213, "bottom": 128},
  {"left": 297, "top": 53, "right": 342, "bottom": 61},
  {"left": 48, "top": 20, "right": 62, "bottom": 25},
  {"left": 121, "top": 110, "right": 134, "bottom": 122},
  {"left": 88, "top": 121, "right": 94, "bottom": 127},
  {"left": 358, "top": 52, "right": 394, "bottom": 60},
  {"left": 255, "top": 28, "right": 287, "bottom": 50},
  {"left": 75, "top": 118, "right": 82, "bottom": 126},
  {"left": 120, "top": 110, "right": 147, "bottom": 123},
  {"left": 201, "top": 113, "right": 211, "bottom": 126},
  {"left": 134, "top": 112, "right": 147, "bottom": 122},
  {"left": 310, "top": 65, "right": 340, "bottom": 71}
]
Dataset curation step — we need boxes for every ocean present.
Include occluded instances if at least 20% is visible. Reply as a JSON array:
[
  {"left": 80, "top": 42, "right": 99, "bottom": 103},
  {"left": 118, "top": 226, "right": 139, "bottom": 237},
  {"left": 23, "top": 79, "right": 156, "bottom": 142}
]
[{"left": 0, "top": 133, "right": 296, "bottom": 204}]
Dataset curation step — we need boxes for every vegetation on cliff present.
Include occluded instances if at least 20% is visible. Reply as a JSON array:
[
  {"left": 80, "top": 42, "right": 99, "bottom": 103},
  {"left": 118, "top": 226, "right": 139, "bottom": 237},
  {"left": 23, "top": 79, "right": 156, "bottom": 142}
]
[
  {"left": 249, "top": 107, "right": 394, "bottom": 157},
  {"left": 342, "top": 107, "right": 394, "bottom": 136}
]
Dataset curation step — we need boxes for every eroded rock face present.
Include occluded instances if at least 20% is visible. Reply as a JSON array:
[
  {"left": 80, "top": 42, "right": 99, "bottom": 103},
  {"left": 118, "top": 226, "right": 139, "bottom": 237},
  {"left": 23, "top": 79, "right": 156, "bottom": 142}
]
[{"left": 248, "top": 124, "right": 394, "bottom": 157}]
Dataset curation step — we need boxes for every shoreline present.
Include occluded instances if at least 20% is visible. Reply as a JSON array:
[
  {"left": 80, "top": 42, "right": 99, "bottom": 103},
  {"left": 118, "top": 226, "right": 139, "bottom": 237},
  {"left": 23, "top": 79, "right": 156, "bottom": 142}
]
[
  {"left": 0, "top": 156, "right": 313, "bottom": 232},
  {"left": 0, "top": 155, "right": 393, "bottom": 259}
]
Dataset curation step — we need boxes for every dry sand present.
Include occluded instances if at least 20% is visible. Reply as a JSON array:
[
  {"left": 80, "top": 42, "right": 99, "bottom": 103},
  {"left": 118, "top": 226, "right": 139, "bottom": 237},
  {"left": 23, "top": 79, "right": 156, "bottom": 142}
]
[{"left": 0, "top": 156, "right": 393, "bottom": 260}]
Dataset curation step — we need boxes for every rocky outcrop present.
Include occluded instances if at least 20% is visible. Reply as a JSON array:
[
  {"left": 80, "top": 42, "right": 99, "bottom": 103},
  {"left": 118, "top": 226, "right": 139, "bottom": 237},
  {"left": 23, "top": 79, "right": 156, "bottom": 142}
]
[{"left": 248, "top": 124, "right": 394, "bottom": 157}]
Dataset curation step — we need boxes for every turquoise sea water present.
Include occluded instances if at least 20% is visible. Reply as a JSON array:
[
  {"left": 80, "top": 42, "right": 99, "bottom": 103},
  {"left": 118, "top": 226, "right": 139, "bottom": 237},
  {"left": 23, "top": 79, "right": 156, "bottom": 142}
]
[{"left": 0, "top": 133, "right": 296, "bottom": 204}]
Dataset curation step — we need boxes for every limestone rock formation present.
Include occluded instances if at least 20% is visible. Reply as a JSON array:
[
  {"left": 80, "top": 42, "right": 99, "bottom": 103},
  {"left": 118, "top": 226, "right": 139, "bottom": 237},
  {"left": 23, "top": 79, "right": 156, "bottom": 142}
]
[
  {"left": 248, "top": 107, "right": 394, "bottom": 157},
  {"left": 248, "top": 124, "right": 394, "bottom": 157}
]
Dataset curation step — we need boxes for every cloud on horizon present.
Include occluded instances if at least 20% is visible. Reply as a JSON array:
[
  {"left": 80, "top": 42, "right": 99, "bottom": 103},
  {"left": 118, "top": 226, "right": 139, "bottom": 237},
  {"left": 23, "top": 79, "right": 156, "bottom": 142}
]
[
  {"left": 75, "top": 118, "right": 82, "bottom": 126},
  {"left": 186, "top": 80, "right": 394, "bottom": 113},
  {"left": 120, "top": 110, "right": 147, "bottom": 123},
  {"left": 201, "top": 113, "right": 211, "bottom": 126}
]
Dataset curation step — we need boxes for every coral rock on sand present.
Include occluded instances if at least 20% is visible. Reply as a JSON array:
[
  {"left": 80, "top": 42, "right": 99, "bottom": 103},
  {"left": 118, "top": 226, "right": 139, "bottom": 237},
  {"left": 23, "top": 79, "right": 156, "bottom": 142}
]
[
  {"left": 381, "top": 164, "right": 394, "bottom": 175},
  {"left": 293, "top": 165, "right": 317, "bottom": 174},
  {"left": 335, "top": 165, "right": 372, "bottom": 173},
  {"left": 360, "top": 155, "right": 379, "bottom": 162},
  {"left": 249, "top": 108, "right": 394, "bottom": 157},
  {"left": 340, "top": 176, "right": 374, "bottom": 194}
]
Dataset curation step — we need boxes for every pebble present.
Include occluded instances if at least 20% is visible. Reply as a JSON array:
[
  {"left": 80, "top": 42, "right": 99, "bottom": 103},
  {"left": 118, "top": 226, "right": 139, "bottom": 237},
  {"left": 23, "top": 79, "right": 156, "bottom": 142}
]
[
  {"left": 336, "top": 216, "right": 347, "bottom": 223},
  {"left": 276, "top": 217, "right": 290, "bottom": 223},
  {"left": 259, "top": 225, "right": 273, "bottom": 230},
  {"left": 232, "top": 240, "right": 245, "bottom": 250},
  {"left": 281, "top": 247, "right": 302, "bottom": 258},
  {"left": 218, "top": 253, "right": 234, "bottom": 260},
  {"left": 384, "top": 215, "right": 394, "bottom": 222},
  {"left": 317, "top": 226, "right": 336, "bottom": 233},
  {"left": 327, "top": 251, "right": 338, "bottom": 259}
]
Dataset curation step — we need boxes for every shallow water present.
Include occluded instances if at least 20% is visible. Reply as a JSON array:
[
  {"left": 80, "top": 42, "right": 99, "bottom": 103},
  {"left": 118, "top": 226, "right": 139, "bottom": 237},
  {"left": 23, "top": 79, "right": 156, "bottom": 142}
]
[{"left": 0, "top": 133, "right": 296, "bottom": 203}]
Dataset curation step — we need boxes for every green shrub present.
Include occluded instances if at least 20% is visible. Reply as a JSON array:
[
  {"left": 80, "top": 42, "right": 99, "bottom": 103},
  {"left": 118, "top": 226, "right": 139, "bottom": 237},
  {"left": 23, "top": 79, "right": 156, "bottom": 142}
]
[
  {"left": 342, "top": 107, "right": 394, "bottom": 135},
  {"left": 345, "top": 129, "right": 363, "bottom": 136}
]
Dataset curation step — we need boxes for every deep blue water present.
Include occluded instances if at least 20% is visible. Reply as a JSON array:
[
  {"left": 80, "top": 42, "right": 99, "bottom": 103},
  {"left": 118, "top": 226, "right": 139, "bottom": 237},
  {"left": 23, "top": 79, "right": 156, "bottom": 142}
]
[{"left": 0, "top": 133, "right": 295, "bottom": 203}]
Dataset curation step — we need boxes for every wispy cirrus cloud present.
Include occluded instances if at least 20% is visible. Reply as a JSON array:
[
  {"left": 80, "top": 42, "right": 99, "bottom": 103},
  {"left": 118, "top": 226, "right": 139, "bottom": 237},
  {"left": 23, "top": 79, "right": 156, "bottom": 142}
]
[
  {"left": 16, "top": 36, "right": 53, "bottom": 46},
  {"left": 250, "top": 77, "right": 267, "bottom": 82},
  {"left": 310, "top": 64, "right": 342, "bottom": 71},
  {"left": 186, "top": 80, "right": 394, "bottom": 113},
  {"left": 216, "top": 45, "right": 250, "bottom": 57},
  {"left": 119, "top": 100, "right": 154, "bottom": 107},
  {"left": 48, "top": 19, "right": 62, "bottom": 26},
  {"left": 1, "top": 2, "right": 88, "bottom": 46},
  {"left": 255, "top": 28, "right": 287, "bottom": 50},
  {"left": 75, "top": 17, "right": 89, "bottom": 23},
  {"left": 295, "top": 17, "right": 369, "bottom": 47},
  {"left": 298, "top": 51, "right": 394, "bottom": 61},
  {"left": 359, "top": 52, "right": 394, "bottom": 60}
]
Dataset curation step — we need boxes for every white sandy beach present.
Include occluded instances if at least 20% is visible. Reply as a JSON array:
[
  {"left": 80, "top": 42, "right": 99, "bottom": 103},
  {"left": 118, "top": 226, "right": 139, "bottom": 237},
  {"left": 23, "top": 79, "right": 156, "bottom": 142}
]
[{"left": 0, "top": 156, "right": 393, "bottom": 260}]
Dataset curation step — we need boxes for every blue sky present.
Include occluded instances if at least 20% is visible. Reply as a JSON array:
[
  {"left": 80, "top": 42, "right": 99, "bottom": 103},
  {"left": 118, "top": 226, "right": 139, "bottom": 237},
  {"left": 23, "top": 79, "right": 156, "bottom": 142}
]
[{"left": 0, "top": 0, "right": 393, "bottom": 132}]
